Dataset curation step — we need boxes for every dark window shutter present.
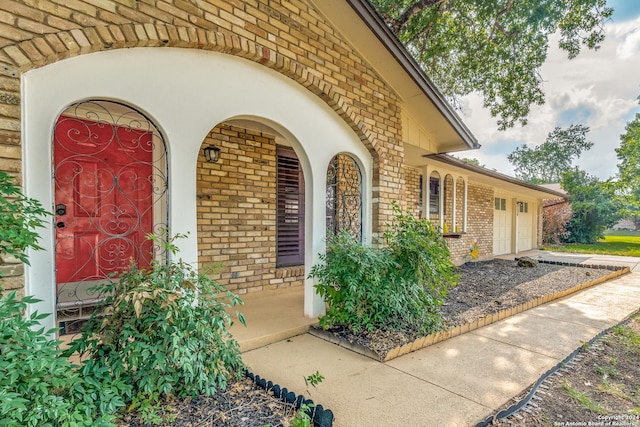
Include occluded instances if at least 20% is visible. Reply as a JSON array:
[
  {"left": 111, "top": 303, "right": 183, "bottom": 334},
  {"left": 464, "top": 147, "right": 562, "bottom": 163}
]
[{"left": 277, "top": 147, "right": 305, "bottom": 266}]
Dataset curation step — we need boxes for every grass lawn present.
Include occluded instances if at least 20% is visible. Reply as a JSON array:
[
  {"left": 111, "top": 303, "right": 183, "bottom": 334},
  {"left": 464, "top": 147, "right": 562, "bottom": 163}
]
[{"left": 542, "top": 232, "right": 640, "bottom": 257}]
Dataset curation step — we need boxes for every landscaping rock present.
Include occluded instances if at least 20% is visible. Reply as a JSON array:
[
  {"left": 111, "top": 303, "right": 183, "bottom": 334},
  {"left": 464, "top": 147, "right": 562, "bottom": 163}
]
[{"left": 517, "top": 256, "right": 539, "bottom": 267}]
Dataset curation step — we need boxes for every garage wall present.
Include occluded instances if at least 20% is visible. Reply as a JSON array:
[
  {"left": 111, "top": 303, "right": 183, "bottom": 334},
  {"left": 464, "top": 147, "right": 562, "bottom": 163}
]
[{"left": 492, "top": 195, "right": 539, "bottom": 255}]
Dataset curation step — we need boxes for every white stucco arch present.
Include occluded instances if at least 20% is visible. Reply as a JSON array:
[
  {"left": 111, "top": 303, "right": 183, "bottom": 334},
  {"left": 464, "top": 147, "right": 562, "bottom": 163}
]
[{"left": 22, "top": 47, "right": 373, "bottom": 329}]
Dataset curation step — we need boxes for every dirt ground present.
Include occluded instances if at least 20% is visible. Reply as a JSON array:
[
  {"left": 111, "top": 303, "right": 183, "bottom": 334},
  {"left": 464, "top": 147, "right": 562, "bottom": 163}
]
[
  {"left": 442, "top": 259, "right": 613, "bottom": 327},
  {"left": 487, "top": 313, "right": 640, "bottom": 426}
]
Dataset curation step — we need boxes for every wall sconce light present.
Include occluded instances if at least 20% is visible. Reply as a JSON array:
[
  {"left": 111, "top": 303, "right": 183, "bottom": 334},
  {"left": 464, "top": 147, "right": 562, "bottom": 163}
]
[{"left": 203, "top": 145, "right": 221, "bottom": 163}]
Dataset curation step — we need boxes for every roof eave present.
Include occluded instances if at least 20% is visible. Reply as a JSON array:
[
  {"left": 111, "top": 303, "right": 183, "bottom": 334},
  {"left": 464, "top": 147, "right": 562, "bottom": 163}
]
[
  {"left": 425, "top": 154, "right": 569, "bottom": 199},
  {"left": 345, "top": 0, "right": 479, "bottom": 151}
]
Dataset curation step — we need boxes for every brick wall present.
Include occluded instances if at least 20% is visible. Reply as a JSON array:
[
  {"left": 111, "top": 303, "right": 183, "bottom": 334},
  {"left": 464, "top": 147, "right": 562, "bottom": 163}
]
[
  {"left": 443, "top": 174, "right": 453, "bottom": 230},
  {"left": 542, "top": 199, "right": 571, "bottom": 244},
  {"left": 0, "top": 0, "right": 404, "bottom": 226},
  {"left": 0, "top": 0, "right": 404, "bottom": 295},
  {"left": 536, "top": 202, "right": 543, "bottom": 247},
  {"left": 0, "top": 253, "right": 24, "bottom": 296},
  {"left": 399, "top": 167, "right": 494, "bottom": 265},
  {"left": 402, "top": 165, "right": 422, "bottom": 217},
  {"left": 0, "top": 128, "right": 23, "bottom": 293},
  {"left": 445, "top": 182, "right": 493, "bottom": 264},
  {"left": 196, "top": 124, "right": 303, "bottom": 295},
  {"left": 455, "top": 177, "right": 464, "bottom": 233}
]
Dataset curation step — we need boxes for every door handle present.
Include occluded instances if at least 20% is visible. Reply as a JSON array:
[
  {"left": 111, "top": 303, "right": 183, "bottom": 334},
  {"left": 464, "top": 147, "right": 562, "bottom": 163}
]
[{"left": 56, "top": 221, "right": 65, "bottom": 228}]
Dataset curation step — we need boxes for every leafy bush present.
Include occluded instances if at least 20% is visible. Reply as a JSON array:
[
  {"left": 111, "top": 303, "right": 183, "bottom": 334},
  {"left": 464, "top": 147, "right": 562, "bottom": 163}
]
[
  {"left": 0, "top": 291, "right": 122, "bottom": 426},
  {"left": 66, "top": 233, "right": 246, "bottom": 410},
  {"left": 0, "top": 172, "right": 120, "bottom": 425},
  {"left": 310, "top": 232, "right": 398, "bottom": 332},
  {"left": 561, "top": 169, "right": 620, "bottom": 244},
  {"left": 384, "top": 206, "right": 458, "bottom": 307},
  {"left": 0, "top": 171, "right": 50, "bottom": 264},
  {"left": 310, "top": 205, "right": 457, "bottom": 334}
]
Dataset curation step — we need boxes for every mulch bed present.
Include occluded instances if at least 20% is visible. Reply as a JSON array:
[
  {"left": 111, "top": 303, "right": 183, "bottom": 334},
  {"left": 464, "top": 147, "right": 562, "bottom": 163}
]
[
  {"left": 442, "top": 259, "right": 614, "bottom": 327},
  {"left": 118, "top": 376, "right": 297, "bottom": 426},
  {"left": 314, "top": 259, "right": 617, "bottom": 359}
]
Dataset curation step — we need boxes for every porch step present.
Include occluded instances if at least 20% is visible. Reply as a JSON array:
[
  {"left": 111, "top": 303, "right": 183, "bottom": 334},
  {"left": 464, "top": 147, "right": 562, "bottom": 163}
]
[
  {"left": 228, "top": 287, "right": 318, "bottom": 353},
  {"left": 238, "top": 323, "right": 315, "bottom": 353}
]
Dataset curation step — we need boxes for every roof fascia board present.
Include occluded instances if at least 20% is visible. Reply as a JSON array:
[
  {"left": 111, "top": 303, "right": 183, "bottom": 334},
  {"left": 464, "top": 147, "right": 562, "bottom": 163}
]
[
  {"left": 343, "top": 0, "right": 478, "bottom": 150},
  {"left": 425, "top": 154, "right": 568, "bottom": 199}
]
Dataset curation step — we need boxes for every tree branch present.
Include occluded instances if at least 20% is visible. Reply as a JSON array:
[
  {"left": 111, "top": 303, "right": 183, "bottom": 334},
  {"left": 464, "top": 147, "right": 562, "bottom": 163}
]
[
  {"left": 388, "top": 0, "right": 445, "bottom": 33},
  {"left": 489, "top": 0, "right": 515, "bottom": 42}
]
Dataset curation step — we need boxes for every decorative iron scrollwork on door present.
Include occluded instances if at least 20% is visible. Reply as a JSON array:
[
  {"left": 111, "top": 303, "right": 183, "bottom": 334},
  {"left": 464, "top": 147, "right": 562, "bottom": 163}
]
[
  {"left": 53, "top": 100, "right": 168, "bottom": 333},
  {"left": 326, "top": 154, "right": 362, "bottom": 242}
]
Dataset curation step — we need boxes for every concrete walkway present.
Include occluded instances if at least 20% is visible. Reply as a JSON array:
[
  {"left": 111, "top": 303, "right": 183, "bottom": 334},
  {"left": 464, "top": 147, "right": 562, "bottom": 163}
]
[{"left": 241, "top": 253, "right": 640, "bottom": 426}]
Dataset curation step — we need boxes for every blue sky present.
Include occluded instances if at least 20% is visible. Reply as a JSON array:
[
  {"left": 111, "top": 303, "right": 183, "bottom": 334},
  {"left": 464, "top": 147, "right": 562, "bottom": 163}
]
[{"left": 458, "top": 0, "right": 640, "bottom": 180}]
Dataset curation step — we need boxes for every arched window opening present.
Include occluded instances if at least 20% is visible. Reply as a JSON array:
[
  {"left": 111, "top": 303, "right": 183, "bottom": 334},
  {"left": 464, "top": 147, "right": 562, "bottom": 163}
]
[
  {"left": 429, "top": 171, "right": 441, "bottom": 220},
  {"left": 326, "top": 154, "right": 362, "bottom": 241},
  {"left": 53, "top": 100, "right": 168, "bottom": 334}
]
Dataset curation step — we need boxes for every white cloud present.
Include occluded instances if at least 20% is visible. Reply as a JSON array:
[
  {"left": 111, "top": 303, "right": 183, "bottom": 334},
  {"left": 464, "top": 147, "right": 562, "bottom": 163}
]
[
  {"left": 614, "top": 20, "right": 640, "bottom": 60},
  {"left": 459, "top": 15, "right": 640, "bottom": 181}
]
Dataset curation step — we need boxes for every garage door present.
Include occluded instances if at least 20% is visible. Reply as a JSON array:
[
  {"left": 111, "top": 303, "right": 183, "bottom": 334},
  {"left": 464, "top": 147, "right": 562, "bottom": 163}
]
[
  {"left": 493, "top": 197, "right": 511, "bottom": 255},
  {"left": 517, "top": 201, "right": 533, "bottom": 252}
]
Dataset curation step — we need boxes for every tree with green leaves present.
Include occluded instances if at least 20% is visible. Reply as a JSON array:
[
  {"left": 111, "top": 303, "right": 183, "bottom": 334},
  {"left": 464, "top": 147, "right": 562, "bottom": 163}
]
[
  {"left": 370, "top": 0, "right": 612, "bottom": 129},
  {"left": 460, "top": 157, "right": 484, "bottom": 167},
  {"left": 615, "top": 113, "right": 640, "bottom": 227},
  {"left": 507, "top": 124, "right": 593, "bottom": 184},
  {"left": 561, "top": 168, "right": 619, "bottom": 244}
]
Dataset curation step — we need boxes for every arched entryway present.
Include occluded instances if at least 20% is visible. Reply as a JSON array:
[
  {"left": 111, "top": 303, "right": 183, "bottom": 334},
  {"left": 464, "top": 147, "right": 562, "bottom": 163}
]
[
  {"left": 52, "top": 100, "right": 168, "bottom": 334},
  {"left": 195, "top": 119, "right": 309, "bottom": 297},
  {"left": 23, "top": 48, "right": 373, "bottom": 331}
]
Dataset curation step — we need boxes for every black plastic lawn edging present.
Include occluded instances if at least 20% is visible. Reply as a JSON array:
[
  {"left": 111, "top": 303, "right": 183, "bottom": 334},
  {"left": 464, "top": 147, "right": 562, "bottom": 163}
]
[
  {"left": 535, "top": 259, "right": 628, "bottom": 271},
  {"left": 475, "top": 307, "right": 640, "bottom": 427},
  {"left": 245, "top": 371, "right": 334, "bottom": 427}
]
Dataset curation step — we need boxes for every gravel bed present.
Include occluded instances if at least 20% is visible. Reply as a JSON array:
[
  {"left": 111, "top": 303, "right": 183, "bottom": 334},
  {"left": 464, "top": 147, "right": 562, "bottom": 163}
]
[{"left": 441, "top": 258, "right": 614, "bottom": 327}]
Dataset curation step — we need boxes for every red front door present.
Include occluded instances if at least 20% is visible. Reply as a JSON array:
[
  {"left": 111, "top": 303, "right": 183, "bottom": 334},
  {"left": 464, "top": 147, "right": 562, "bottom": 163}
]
[{"left": 54, "top": 115, "right": 155, "bottom": 305}]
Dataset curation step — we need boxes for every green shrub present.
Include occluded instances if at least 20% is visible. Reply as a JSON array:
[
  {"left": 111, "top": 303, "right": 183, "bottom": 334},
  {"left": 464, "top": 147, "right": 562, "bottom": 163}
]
[
  {"left": 66, "top": 233, "right": 246, "bottom": 408},
  {"left": 0, "top": 171, "right": 50, "bottom": 264},
  {"left": 310, "top": 204, "right": 457, "bottom": 334},
  {"left": 0, "top": 291, "right": 122, "bottom": 427},
  {"left": 310, "top": 232, "right": 399, "bottom": 333},
  {"left": 0, "top": 172, "right": 120, "bottom": 425},
  {"left": 384, "top": 204, "right": 458, "bottom": 307},
  {"left": 561, "top": 168, "right": 620, "bottom": 244}
]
